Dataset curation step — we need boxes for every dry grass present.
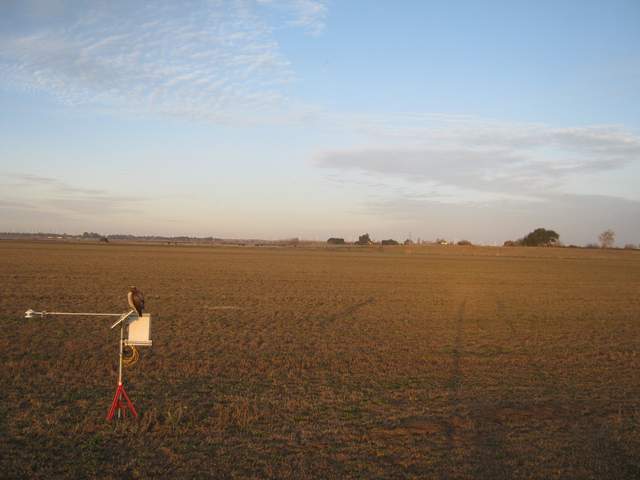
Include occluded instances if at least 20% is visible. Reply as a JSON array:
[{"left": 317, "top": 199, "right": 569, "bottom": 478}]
[{"left": 1, "top": 240, "right": 639, "bottom": 479}]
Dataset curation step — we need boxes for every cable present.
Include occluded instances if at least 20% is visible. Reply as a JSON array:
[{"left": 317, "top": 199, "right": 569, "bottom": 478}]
[{"left": 123, "top": 345, "right": 139, "bottom": 367}]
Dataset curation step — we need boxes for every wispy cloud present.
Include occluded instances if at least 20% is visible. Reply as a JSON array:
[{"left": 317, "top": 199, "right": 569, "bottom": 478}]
[
  {"left": 0, "top": 199, "right": 36, "bottom": 210},
  {"left": 257, "top": 0, "right": 327, "bottom": 34},
  {"left": 1, "top": 172, "right": 145, "bottom": 217},
  {"left": 317, "top": 120, "right": 640, "bottom": 200},
  {"left": 8, "top": 173, "right": 106, "bottom": 195},
  {"left": 0, "top": 1, "right": 327, "bottom": 123}
]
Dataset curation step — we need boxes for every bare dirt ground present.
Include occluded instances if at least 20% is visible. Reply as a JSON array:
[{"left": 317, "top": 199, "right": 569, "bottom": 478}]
[{"left": 1, "top": 241, "right": 639, "bottom": 479}]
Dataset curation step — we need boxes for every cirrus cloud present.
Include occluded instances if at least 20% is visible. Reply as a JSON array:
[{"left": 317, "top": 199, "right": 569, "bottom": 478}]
[
  {"left": 317, "top": 120, "right": 640, "bottom": 199},
  {"left": 0, "top": 0, "right": 327, "bottom": 123}
]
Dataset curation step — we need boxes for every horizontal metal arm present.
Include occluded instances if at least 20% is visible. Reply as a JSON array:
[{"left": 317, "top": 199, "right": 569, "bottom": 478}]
[
  {"left": 25, "top": 309, "right": 130, "bottom": 319},
  {"left": 42, "top": 311, "right": 122, "bottom": 316}
]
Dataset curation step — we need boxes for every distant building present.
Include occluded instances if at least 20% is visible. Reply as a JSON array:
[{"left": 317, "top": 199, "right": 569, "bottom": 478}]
[
  {"left": 355, "top": 233, "right": 373, "bottom": 245},
  {"left": 327, "top": 237, "right": 346, "bottom": 245}
]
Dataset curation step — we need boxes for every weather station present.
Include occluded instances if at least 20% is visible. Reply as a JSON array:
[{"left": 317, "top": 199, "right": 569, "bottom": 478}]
[{"left": 24, "top": 287, "right": 152, "bottom": 420}]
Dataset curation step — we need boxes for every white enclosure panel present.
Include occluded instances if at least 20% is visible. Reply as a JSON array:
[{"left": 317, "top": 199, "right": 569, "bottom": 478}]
[{"left": 127, "top": 313, "right": 152, "bottom": 346}]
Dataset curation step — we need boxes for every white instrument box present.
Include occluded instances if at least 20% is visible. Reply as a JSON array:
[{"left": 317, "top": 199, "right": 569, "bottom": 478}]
[{"left": 125, "top": 313, "right": 152, "bottom": 346}]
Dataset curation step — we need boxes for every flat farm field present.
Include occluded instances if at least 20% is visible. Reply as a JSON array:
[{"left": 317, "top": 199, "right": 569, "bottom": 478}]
[{"left": 1, "top": 241, "right": 640, "bottom": 479}]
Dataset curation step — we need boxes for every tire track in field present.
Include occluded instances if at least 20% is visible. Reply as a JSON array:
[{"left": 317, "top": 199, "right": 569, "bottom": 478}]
[
  {"left": 446, "top": 300, "right": 465, "bottom": 404},
  {"left": 443, "top": 301, "right": 465, "bottom": 459},
  {"left": 495, "top": 297, "right": 548, "bottom": 385},
  {"left": 496, "top": 299, "right": 515, "bottom": 335},
  {"left": 444, "top": 299, "right": 514, "bottom": 479},
  {"left": 471, "top": 298, "right": 514, "bottom": 478},
  {"left": 322, "top": 297, "right": 375, "bottom": 324},
  {"left": 468, "top": 410, "right": 514, "bottom": 479}
]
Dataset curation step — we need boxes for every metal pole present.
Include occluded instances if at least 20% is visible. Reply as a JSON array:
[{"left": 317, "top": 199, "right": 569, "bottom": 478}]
[
  {"left": 119, "top": 322, "right": 124, "bottom": 386},
  {"left": 118, "top": 320, "right": 124, "bottom": 419}
]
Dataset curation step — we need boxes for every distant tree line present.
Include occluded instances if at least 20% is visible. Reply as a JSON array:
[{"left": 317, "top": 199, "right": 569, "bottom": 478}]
[
  {"left": 5, "top": 228, "right": 634, "bottom": 250},
  {"left": 328, "top": 234, "right": 470, "bottom": 247},
  {"left": 504, "top": 228, "right": 559, "bottom": 247},
  {"left": 502, "top": 228, "right": 633, "bottom": 249}
]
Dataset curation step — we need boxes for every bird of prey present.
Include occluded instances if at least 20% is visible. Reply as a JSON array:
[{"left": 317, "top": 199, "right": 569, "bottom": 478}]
[{"left": 127, "top": 286, "right": 145, "bottom": 316}]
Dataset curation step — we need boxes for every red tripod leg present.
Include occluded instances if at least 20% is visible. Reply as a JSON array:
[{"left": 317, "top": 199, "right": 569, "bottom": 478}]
[
  {"left": 106, "top": 384, "right": 124, "bottom": 420},
  {"left": 106, "top": 383, "right": 138, "bottom": 420},
  {"left": 119, "top": 385, "right": 138, "bottom": 418}
]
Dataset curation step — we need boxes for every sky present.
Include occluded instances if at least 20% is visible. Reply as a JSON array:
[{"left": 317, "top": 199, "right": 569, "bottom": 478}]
[{"left": 1, "top": 0, "right": 639, "bottom": 245}]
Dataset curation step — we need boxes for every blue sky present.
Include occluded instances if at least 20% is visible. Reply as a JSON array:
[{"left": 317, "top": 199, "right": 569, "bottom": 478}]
[{"left": 1, "top": 0, "right": 639, "bottom": 244}]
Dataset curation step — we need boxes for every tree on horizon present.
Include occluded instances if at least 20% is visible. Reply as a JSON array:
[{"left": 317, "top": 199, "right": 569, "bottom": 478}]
[
  {"left": 520, "top": 228, "right": 560, "bottom": 247},
  {"left": 599, "top": 229, "right": 615, "bottom": 248}
]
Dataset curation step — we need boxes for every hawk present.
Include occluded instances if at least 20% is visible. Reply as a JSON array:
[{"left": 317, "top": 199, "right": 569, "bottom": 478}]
[{"left": 127, "top": 286, "right": 145, "bottom": 316}]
